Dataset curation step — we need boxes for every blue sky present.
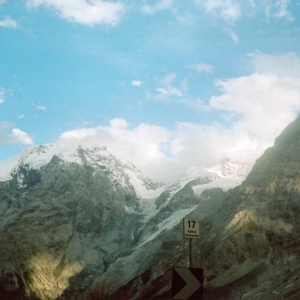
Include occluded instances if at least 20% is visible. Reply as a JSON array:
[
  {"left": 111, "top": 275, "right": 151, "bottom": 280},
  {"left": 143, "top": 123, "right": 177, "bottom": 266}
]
[{"left": 1, "top": 0, "right": 300, "bottom": 182}]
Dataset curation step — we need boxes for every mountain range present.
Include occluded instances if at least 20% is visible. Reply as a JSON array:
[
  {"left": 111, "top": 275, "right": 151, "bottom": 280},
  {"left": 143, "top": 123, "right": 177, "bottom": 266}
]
[{"left": 0, "top": 117, "right": 300, "bottom": 299}]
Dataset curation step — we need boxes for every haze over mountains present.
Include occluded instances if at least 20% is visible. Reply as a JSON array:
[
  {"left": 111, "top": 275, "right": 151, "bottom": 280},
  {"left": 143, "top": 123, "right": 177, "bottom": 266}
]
[{"left": 0, "top": 116, "right": 300, "bottom": 299}]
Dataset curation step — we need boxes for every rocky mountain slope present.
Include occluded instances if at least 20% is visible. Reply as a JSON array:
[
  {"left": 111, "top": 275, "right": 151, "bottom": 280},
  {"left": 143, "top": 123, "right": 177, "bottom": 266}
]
[
  {"left": 0, "top": 141, "right": 250, "bottom": 299},
  {"left": 109, "top": 116, "right": 300, "bottom": 300}
]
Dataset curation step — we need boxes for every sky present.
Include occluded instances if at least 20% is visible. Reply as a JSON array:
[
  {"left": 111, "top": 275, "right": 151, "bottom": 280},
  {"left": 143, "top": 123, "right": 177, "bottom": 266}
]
[{"left": 1, "top": 0, "right": 300, "bottom": 182}]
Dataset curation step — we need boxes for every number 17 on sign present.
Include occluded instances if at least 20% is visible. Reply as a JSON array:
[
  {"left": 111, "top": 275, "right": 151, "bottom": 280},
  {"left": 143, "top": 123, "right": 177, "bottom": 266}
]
[
  {"left": 183, "top": 219, "right": 199, "bottom": 239},
  {"left": 183, "top": 219, "right": 199, "bottom": 268}
]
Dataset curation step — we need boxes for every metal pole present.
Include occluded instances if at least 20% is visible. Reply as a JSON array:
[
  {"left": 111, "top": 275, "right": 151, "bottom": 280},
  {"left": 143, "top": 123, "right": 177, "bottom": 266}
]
[{"left": 189, "top": 238, "right": 192, "bottom": 268}]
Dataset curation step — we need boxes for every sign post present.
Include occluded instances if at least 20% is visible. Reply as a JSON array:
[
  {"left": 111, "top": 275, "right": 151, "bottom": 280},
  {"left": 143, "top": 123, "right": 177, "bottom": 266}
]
[
  {"left": 183, "top": 219, "right": 199, "bottom": 268},
  {"left": 171, "top": 219, "right": 203, "bottom": 300}
]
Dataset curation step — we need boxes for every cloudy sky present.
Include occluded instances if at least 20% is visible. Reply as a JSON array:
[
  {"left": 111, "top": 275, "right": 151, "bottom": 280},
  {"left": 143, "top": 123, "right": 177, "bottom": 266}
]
[{"left": 1, "top": 0, "right": 300, "bottom": 182}]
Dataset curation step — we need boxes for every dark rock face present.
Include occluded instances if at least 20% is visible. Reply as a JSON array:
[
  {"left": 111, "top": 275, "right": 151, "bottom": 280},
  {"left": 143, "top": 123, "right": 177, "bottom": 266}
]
[{"left": 1, "top": 116, "right": 300, "bottom": 300}]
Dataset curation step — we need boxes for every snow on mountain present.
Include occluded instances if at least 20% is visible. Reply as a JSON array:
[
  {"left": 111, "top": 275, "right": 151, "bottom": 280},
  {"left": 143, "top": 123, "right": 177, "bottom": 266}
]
[
  {"left": 192, "top": 158, "right": 252, "bottom": 195},
  {"left": 207, "top": 157, "right": 251, "bottom": 178},
  {"left": 120, "top": 162, "right": 165, "bottom": 199},
  {"left": 156, "top": 166, "right": 219, "bottom": 203},
  {"left": 76, "top": 146, "right": 165, "bottom": 198},
  {"left": 0, "top": 143, "right": 165, "bottom": 201},
  {"left": 0, "top": 143, "right": 80, "bottom": 182},
  {"left": 137, "top": 206, "right": 197, "bottom": 247},
  {"left": 179, "top": 165, "right": 219, "bottom": 185},
  {"left": 155, "top": 158, "right": 252, "bottom": 206},
  {"left": 192, "top": 176, "right": 245, "bottom": 195},
  {"left": 0, "top": 155, "right": 20, "bottom": 182},
  {"left": 0, "top": 143, "right": 251, "bottom": 214}
]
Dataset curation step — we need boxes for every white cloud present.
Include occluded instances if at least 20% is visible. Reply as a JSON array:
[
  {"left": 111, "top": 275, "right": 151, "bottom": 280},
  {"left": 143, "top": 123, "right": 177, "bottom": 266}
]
[
  {"left": 274, "top": 0, "right": 293, "bottom": 21},
  {"left": 224, "top": 27, "right": 239, "bottom": 43},
  {"left": 153, "top": 86, "right": 182, "bottom": 101},
  {"left": 141, "top": 0, "right": 173, "bottom": 14},
  {"left": 195, "top": 0, "right": 241, "bottom": 22},
  {"left": 190, "top": 63, "right": 213, "bottom": 73},
  {"left": 194, "top": 1, "right": 293, "bottom": 23},
  {"left": 160, "top": 72, "right": 177, "bottom": 86},
  {"left": 0, "top": 123, "right": 33, "bottom": 145},
  {"left": 0, "top": 17, "right": 18, "bottom": 28},
  {"left": 17, "top": 114, "right": 25, "bottom": 119},
  {"left": 168, "top": 123, "right": 260, "bottom": 171},
  {"left": 25, "top": 0, "right": 125, "bottom": 26},
  {"left": 37, "top": 105, "right": 46, "bottom": 111},
  {"left": 251, "top": 52, "right": 300, "bottom": 78},
  {"left": 132, "top": 80, "right": 143, "bottom": 87},
  {"left": 221, "top": 3, "right": 240, "bottom": 21},
  {"left": 140, "top": 0, "right": 194, "bottom": 23},
  {"left": 0, "top": 87, "right": 5, "bottom": 103},
  {"left": 59, "top": 119, "right": 176, "bottom": 182},
  {"left": 188, "top": 53, "right": 300, "bottom": 165},
  {"left": 210, "top": 73, "right": 300, "bottom": 141},
  {"left": 156, "top": 87, "right": 182, "bottom": 97},
  {"left": 150, "top": 72, "right": 184, "bottom": 101},
  {"left": 11, "top": 129, "right": 34, "bottom": 144},
  {"left": 180, "top": 98, "right": 211, "bottom": 111},
  {"left": 110, "top": 118, "right": 128, "bottom": 128},
  {"left": 0, "top": 121, "right": 11, "bottom": 132},
  {"left": 184, "top": 53, "right": 300, "bottom": 166},
  {"left": 264, "top": 0, "right": 293, "bottom": 22},
  {"left": 166, "top": 68, "right": 300, "bottom": 174}
]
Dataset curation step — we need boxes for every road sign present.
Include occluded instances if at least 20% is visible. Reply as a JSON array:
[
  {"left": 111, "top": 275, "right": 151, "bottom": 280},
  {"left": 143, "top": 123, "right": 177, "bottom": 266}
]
[
  {"left": 183, "top": 219, "right": 199, "bottom": 239},
  {"left": 172, "top": 267, "right": 203, "bottom": 300}
]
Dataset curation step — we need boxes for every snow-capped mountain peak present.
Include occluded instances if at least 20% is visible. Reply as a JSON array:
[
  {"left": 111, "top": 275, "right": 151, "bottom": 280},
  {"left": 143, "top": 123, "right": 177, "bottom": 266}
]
[
  {"left": 0, "top": 143, "right": 164, "bottom": 202},
  {"left": 207, "top": 157, "right": 251, "bottom": 178},
  {"left": 192, "top": 158, "right": 252, "bottom": 195},
  {"left": 0, "top": 144, "right": 252, "bottom": 214},
  {"left": 153, "top": 158, "right": 252, "bottom": 209}
]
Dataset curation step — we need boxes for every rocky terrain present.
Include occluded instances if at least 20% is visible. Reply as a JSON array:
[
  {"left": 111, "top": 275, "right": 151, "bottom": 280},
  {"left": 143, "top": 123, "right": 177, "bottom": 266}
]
[
  {"left": 109, "top": 116, "right": 300, "bottom": 300},
  {"left": 1, "top": 116, "right": 300, "bottom": 300}
]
